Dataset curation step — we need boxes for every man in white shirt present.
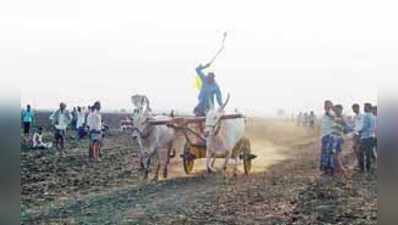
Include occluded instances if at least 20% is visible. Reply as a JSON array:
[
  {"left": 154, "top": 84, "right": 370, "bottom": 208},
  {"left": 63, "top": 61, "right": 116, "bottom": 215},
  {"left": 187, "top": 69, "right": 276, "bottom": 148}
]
[
  {"left": 351, "top": 103, "right": 363, "bottom": 169},
  {"left": 86, "top": 101, "right": 103, "bottom": 161},
  {"left": 49, "top": 102, "right": 72, "bottom": 153},
  {"left": 320, "top": 100, "right": 335, "bottom": 175}
]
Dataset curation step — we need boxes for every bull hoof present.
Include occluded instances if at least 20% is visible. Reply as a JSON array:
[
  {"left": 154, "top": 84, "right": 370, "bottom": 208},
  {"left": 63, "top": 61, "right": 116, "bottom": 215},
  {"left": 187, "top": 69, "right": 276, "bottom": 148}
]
[
  {"left": 143, "top": 171, "right": 149, "bottom": 180},
  {"left": 207, "top": 167, "right": 217, "bottom": 174},
  {"left": 169, "top": 150, "right": 176, "bottom": 158}
]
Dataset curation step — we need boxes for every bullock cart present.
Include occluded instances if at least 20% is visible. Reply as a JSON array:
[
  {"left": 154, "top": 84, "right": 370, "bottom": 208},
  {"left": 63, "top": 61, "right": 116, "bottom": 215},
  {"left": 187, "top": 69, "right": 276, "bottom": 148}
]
[{"left": 148, "top": 114, "right": 257, "bottom": 175}]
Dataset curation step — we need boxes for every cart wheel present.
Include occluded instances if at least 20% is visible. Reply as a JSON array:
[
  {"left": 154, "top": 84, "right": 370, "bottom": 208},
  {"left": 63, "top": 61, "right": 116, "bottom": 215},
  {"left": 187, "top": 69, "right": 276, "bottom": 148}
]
[
  {"left": 183, "top": 142, "right": 195, "bottom": 174},
  {"left": 241, "top": 138, "right": 252, "bottom": 175}
]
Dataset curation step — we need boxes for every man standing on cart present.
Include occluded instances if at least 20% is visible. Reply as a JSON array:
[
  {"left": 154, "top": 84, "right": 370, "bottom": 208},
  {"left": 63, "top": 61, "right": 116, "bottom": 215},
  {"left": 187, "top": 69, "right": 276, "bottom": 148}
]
[{"left": 193, "top": 63, "right": 223, "bottom": 116}]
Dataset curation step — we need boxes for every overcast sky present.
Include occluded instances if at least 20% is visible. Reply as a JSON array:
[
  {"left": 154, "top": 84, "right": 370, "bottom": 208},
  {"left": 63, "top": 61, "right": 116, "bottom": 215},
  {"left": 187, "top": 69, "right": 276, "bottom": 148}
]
[{"left": 2, "top": 0, "right": 395, "bottom": 115}]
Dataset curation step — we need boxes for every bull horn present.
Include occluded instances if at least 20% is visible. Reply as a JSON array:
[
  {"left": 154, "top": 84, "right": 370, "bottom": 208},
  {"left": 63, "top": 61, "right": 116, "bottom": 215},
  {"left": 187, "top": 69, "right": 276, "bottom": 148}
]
[
  {"left": 220, "top": 93, "right": 230, "bottom": 110},
  {"left": 131, "top": 95, "right": 139, "bottom": 107},
  {"left": 144, "top": 96, "right": 151, "bottom": 112},
  {"left": 131, "top": 94, "right": 145, "bottom": 109},
  {"left": 209, "top": 96, "right": 215, "bottom": 110}
]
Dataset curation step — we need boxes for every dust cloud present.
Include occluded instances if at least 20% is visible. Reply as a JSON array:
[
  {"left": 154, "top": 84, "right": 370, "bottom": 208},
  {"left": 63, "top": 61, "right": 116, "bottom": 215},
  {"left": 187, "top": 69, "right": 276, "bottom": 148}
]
[{"left": 164, "top": 118, "right": 315, "bottom": 179}]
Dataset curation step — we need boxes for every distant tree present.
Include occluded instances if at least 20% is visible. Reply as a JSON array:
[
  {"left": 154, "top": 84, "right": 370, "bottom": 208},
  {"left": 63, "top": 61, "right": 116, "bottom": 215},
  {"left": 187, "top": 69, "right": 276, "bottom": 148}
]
[{"left": 120, "top": 108, "right": 127, "bottom": 113}]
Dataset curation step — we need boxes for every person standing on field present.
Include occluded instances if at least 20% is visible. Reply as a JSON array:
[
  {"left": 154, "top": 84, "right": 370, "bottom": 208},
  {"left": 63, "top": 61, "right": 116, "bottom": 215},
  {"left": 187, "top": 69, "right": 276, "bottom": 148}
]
[
  {"left": 351, "top": 103, "right": 363, "bottom": 169},
  {"left": 21, "top": 104, "right": 34, "bottom": 140},
  {"left": 319, "top": 100, "right": 335, "bottom": 175},
  {"left": 358, "top": 103, "right": 377, "bottom": 172},
  {"left": 86, "top": 101, "right": 103, "bottom": 161},
  {"left": 330, "top": 104, "right": 348, "bottom": 176},
  {"left": 71, "top": 107, "right": 78, "bottom": 131},
  {"left": 76, "top": 106, "right": 87, "bottom": 139},
  {"left": 50, "top": 102, "right": 72, "bottom": 154},
  {"left": 309, "top": 111, "right": 316, "bottom": 128}
]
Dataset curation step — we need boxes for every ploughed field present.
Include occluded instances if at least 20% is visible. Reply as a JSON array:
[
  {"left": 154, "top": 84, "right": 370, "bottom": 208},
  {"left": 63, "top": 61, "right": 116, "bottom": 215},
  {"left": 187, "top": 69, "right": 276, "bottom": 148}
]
[{"left": 21, "top": 112, "right": 377, "bottom": 225}]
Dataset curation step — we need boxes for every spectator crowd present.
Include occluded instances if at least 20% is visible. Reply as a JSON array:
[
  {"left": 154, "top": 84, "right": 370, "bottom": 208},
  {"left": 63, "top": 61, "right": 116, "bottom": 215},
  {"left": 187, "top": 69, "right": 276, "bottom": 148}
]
[
  {"left": 21, "top": 102, "right": 107, "bottom": 161},
  {"left": 318, "top": 101, "right": 377, "bottom": 176}
]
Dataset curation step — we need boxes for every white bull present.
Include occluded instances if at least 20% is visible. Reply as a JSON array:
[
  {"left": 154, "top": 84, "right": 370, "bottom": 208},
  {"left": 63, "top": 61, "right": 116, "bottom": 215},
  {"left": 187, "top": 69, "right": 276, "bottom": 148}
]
[
  {"left": 204, "top": 94, "right": 246, "bottom": 175},
  {"left": 131, "top": 95, "right": 185, "bottom": 180}
]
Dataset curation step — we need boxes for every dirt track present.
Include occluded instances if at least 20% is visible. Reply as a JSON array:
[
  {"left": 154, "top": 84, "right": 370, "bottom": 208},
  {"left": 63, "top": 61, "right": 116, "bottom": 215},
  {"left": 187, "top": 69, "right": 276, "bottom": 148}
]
[{"left": 21, "top": 118, "right": 376, "bottom": 225}]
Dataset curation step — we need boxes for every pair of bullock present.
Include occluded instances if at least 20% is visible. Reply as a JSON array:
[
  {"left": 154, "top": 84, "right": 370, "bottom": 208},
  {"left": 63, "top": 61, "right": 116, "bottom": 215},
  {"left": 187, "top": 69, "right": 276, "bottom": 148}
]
[{"left": 130, "top": 94, "right": 246, "bottom": 180}]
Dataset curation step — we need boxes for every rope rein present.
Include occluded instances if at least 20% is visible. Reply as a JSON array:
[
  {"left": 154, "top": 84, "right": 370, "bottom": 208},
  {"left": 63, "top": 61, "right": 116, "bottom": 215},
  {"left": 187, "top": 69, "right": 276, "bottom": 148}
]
[{"left": 167, "top": 124, "right": 206, "bottom": 143}]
